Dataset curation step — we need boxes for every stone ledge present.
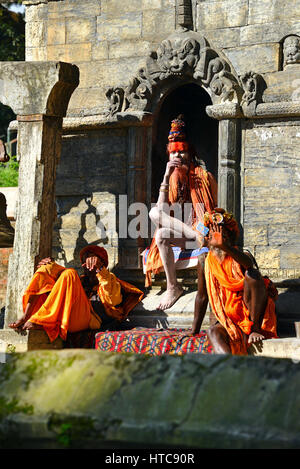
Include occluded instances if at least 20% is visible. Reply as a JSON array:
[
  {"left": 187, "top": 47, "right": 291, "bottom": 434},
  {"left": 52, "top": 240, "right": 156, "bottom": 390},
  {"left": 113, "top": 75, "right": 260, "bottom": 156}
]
[
  {"left": 1, "top": 350, "right": 300, "bottom": 449},
  {"left": 249, "top": 337, "right": 300, "bottom": 360},
  {"left": 0, "top": 329, "right": 63, "bottom": 353}
]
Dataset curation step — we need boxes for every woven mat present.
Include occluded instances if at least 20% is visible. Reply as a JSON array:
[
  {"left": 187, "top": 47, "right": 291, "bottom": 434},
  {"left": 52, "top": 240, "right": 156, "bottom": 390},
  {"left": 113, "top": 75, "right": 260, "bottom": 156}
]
[{"left": 95, "top": 327, "right": 212, "bottom": 356}]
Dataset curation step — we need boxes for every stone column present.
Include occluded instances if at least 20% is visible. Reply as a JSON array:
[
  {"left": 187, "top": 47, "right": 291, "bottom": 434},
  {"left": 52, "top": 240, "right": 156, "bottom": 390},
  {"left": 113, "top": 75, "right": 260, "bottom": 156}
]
[
  {"left": 217, "top": 119, "right": 241, "bottom": 220},
  {"left": 0, "top": 61, "right": 79, "bottom": 328}
]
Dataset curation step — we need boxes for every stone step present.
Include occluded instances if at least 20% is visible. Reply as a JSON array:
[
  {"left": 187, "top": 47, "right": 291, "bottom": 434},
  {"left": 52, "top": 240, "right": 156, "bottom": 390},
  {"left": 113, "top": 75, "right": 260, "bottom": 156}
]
[
  {"left": 249, "top": 338, "right": 300, "bottom": 360},
  {"left": 0, "top": 329, "right": 63, "bottom": 353},
  {"left": 125, "top": 287, "right": 211, "bottom": 330}
]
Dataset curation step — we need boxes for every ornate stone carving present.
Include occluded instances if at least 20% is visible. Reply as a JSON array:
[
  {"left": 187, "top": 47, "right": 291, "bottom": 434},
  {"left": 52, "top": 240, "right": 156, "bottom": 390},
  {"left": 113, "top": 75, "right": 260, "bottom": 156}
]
[
  {"left": 106, "top": 31, "right": 243, "bottom": 117},
  {"left": 240, "top": 71, "right": 266, "bottom": 117},
  {"left": 283, "top": 35, "right": 300, "bottom": 68}
]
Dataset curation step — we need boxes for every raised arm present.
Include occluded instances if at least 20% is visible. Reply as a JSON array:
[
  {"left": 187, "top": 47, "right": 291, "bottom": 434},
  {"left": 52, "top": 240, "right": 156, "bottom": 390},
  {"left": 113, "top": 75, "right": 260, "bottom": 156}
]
[{"left": 156, "top": 157, "right": 182, "bottom": 207}]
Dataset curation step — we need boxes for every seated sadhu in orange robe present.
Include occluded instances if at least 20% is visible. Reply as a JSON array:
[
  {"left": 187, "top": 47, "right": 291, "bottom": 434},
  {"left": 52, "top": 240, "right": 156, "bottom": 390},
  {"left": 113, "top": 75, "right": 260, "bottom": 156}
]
[
  {"left": 146, "top": 115, "right": 218, "bottom": 310},
  {"left": 191, "top": 209, "right": 278, "bottom": 355},
  {"left": 8, "top": 245, "right": 144, "bottom": 342}
]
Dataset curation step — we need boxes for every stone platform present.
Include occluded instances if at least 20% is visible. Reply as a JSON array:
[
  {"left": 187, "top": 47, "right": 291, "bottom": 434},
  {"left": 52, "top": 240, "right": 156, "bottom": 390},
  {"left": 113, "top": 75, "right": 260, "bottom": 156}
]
[{"left": 1, "top": 349, "right": 300, "bottom": 449}]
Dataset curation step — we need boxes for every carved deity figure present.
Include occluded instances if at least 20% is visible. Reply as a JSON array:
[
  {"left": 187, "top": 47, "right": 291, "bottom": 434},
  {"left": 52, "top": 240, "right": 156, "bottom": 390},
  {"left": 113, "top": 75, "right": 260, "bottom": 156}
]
[{"left": 283, "top": 35, "right": 300, "bottom": 67}]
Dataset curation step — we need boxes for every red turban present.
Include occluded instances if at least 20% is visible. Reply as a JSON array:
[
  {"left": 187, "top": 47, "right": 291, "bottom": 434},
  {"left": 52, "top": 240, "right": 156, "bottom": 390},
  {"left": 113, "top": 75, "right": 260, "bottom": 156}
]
[{"left": 79, "top": 245, "right": 109, "bottom": 267}]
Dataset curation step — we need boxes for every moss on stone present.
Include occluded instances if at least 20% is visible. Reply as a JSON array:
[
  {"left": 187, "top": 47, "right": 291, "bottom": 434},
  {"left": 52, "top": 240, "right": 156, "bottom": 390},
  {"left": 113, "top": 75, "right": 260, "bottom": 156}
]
[{"left": 0, "top": 396, "right": 34, "bottom": 421}]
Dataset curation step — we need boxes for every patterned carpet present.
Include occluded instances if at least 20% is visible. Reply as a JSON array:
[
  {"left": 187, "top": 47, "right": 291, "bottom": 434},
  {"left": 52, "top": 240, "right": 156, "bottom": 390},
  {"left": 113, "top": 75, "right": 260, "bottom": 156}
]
[{"left": 94, "top": 327, "right": 212, "bottom": 356}]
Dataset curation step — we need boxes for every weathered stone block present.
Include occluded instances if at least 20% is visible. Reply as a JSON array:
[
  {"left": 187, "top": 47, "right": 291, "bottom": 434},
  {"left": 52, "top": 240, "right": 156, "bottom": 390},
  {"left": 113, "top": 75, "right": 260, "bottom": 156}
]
[
  {"left": 201, "top": 27, "right": 241, "bottom": 49},
  {"left": 47, "top": 0, "right": 101, "bottom": 19},
  {"left": 263, "top": 70, "right": 300, "bottom": 103},
  {"left": 67, "top": 87, "right": 105, "bottom": 115},
  {"left": 244, "top": 168, "right": 293, "bottom": 188},
  {"left": 280, "top": 247, "right": 300, "bottom": 269},
  {"left": 76, "top": 57, "right": 147, "bottom": 90},
  {"left": 248, "top": 0, "right": 300, "bottom": 25},
  {"left": 0, "top": 61, "right": 79, "bottom": 117},
  {"left": 66, "top": 17, "right": 96, "bottom": 44},
  {"left": 268, "top": 225, "right": 300, "bottom": 246},
  {"left": 109, "top": 40, "right": 152, "bottom": 59},
  {"left": 255, "top": 247, "right": 281, "bottom": 269},
  {"left": 25, "top": 3, "right": 48, "bottom": 23},
  {"left": 25, "top": 21, "right": 46, "bottom": 48},
  {"left": 225, "top": 43, "right": 280, "bottom": 74},
  {"left": 240, "top": 22, "right": 300, "bottom": 46},
  {"left": 142, "top": 0, "right": 162, "bottom": 9},
  {"left": 92, "top": 41, "right": 109, "bottom": 60},
  {"left": 142, "top": 8, "right": 176, "bottom": 39},
  {"left": 97, "top": 13, "right": 142, "bottom": 41},
  {"left": 47, "top": 43, "right": 92, "bottom": 62},
  {"left": 2, "top": 351, "right": 300, "bottom": 448},
  {"left": 243, "top": 225, "right": 268, "bottom": 246},
  {"left": 25, "top": 47, "right": 47, "bottom": 61},
  {"left": 197, "top": 0, "right": 248, "bottom": 30},
  {"left": 243, "top": 122, "right": 300, "bottom": 169},
  {"left": 47, "top": 20, "right": 66, "bottom": 46},
  {"left": 103, "top": 0, "right": 143, "bottom": 16}
]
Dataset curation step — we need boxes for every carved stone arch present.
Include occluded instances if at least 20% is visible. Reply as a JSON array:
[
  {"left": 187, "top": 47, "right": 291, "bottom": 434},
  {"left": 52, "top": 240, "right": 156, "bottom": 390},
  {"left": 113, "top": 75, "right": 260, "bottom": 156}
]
[{"left": 106, "top": 30, "right": 244, "bottom": 117}]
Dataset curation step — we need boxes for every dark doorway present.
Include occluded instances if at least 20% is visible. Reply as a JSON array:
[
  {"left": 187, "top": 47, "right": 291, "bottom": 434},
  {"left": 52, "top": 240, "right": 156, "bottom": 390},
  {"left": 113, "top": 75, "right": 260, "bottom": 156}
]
[{"left": 151, "top": 83, "right": 218, "bottom": 203}]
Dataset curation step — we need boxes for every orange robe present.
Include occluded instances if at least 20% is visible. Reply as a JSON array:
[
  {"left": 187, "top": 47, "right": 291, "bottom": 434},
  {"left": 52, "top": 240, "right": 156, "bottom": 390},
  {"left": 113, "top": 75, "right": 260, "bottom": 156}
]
[
  {"left": 204, "top": 251, "right": 278, "bottom": 355},
  {"left": 22, "top": 262, "right": 144, "bottom": 342},
  {"left": 145, "top": 165, "right": 217, "bottom": 287}
]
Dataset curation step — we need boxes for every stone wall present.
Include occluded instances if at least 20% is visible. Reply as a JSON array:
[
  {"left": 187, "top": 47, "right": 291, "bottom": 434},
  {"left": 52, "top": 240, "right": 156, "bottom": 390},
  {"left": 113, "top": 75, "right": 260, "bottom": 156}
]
[
  {"left": 24, "top": 0, "right": 176, "bottom": 116},
  {"left": 53, "top": 127, "right": 128, "bottom": 269},
  {"left": 242, "top": 118, "right": 300, "bottom": 281},
  {"left": 195, "top": 0, "right": 300, "bottom": 74}
]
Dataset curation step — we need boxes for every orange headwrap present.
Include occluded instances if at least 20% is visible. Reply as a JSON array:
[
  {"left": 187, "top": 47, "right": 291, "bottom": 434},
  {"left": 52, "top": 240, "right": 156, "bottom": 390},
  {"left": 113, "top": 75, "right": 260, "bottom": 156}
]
[{"left": 79, "top": 245, "right": 109, "bottom": 267}]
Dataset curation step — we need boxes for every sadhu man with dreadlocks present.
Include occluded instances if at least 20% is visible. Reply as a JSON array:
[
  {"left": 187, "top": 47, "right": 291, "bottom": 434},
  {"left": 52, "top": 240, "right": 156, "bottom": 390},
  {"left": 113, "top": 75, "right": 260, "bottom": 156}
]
[
  {"left": 146, "top": 115, "right": 218, "bottom": 310},
  {"left": 191, "top": 208, "right": 278, "bottom": 355}
]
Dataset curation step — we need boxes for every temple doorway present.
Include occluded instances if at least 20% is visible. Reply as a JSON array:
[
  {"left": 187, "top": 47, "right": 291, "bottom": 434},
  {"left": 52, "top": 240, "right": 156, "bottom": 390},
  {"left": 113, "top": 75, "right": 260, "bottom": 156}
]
[{"left": 151, "top": 83, "right": 218, "bottom": 203}]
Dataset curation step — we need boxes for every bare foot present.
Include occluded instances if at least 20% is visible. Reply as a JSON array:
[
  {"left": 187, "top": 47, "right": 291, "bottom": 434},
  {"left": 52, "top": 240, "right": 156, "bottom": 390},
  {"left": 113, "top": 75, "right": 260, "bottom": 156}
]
[
  {"left": 9, "top": 318, "right": 27, "bottom": 329},
  {"left": 22, "top": 321, "right": 44, "bottom": 331},
  {"left": 248, "top": 331, "right": 265, "bottom": 344},
  {"left": 157, "top": 286, "right": 184, "bottom": 310}
]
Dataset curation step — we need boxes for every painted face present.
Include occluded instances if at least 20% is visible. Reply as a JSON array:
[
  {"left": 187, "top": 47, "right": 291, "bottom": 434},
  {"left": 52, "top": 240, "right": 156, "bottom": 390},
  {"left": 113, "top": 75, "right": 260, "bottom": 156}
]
[{"left": 169, "top": 150, "right": 190, "bottom": 170}]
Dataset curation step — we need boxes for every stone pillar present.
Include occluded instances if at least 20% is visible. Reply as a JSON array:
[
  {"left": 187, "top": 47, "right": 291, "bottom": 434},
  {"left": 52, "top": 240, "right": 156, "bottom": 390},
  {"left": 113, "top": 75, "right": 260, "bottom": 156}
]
[
  {"left": 0, "top": 61, "right": 79, "bottom": 329},
  {"left": 217, "top": 119, "right": 241, "bottom": 220}
]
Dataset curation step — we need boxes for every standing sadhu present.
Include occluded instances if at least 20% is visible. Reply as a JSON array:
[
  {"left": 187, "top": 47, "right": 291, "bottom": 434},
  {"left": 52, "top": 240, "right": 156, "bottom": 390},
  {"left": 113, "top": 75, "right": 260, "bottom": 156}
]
[
  {"left": 191, "top": 208, "right": 278, "bottom": 355},
  {"left": 146, "top": 115, "right": 218, "bottom": 310},
  {"left": 9, "top": 245, "right": 144, "bottom": 342}
]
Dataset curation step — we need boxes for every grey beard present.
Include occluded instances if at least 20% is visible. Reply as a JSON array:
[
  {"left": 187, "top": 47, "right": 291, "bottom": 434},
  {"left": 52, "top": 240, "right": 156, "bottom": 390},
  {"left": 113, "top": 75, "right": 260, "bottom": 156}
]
[{"left": 211, "top": 246, "right": 226, "bottom": 262}]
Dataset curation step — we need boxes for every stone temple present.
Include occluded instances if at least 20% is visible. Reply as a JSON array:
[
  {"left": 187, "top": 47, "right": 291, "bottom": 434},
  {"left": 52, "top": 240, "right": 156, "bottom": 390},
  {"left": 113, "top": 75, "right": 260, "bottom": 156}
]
[
  {"left": 1, "top": 0, "right": 300, "bottom": 450},
  {"left": 0, "top": 0, "right": 300, "bottom": 344}
]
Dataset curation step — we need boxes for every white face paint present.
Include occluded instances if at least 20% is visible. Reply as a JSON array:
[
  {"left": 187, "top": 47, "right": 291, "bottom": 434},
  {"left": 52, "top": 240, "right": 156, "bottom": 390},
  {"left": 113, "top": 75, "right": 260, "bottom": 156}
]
[{"left": 169, "top": 150, "right": 190, "bottom": 170}]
